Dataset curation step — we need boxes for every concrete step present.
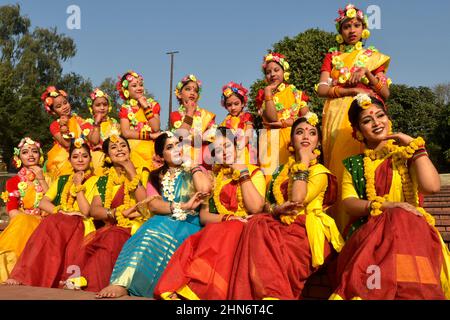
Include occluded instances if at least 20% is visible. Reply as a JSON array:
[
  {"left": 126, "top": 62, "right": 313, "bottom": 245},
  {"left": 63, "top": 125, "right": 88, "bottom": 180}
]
[{"left": 0, "top": 284, "right": 151, "bottom": 300}]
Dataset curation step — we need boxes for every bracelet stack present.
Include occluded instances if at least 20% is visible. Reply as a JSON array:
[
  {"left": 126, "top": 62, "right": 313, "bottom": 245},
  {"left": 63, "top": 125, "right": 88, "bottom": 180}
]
[
  {"left": 191, "top": 166, "right": 202, "bottom": 175},
  {"left": 238, "top": 168, "right": 251, "bottom": 184},
  {"left": 183, "top": 115, "right": 193, "bottom": 126},
  {"left": 290, "top": 162, "right": 310, "bottom": 182}
]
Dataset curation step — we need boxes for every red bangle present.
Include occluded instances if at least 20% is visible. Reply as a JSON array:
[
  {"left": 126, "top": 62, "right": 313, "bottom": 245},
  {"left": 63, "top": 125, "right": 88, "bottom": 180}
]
[{"left": 221, "top": 214, "right": 231, "bottom": 222}]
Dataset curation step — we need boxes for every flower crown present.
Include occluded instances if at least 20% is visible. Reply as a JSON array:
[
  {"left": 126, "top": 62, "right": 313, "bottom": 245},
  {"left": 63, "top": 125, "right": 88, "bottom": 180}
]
[
  {"left": 41, "top": 86, "right": 68, "bottom": 114},
  {"left": 73, "top": 136, "right": 89, "bottom": 149},
  {"left": 175, "top": 74, "right": 202, "bottom": 98},
  {"left": 354, "top": 93, "right": 372, "bottom": 109},
  {"left": 86, "top": 88, "right": 112, "bottom": 115},
  {"left": 303, "top": 112, "right": 319, "bottom": 127},
  {"left": 262, "top": 53, "right": 290, "bottom": 81},
  {"left": 13, "top": 137, "right": 44, "bottom": 169},
  {"left": 335, "top": 4, "right": 370, "bottom": 43},
  {"left": 116, "top": 71, "right": 142, "bottom": 101},
  {"left": 221, "top": 82, "right": 248, "bottom": 107}
]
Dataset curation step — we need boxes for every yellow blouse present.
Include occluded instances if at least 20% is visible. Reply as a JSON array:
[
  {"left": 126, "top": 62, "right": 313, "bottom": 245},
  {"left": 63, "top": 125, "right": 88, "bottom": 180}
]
[{"left": 45, "top": 175, "right": 99, "bottom": 235}]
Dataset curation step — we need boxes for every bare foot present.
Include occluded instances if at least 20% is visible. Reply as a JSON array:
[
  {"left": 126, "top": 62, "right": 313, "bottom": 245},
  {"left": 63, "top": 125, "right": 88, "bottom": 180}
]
[
  {"left": 2, "top": 278, "right": 22, "bottom": 286},
  {"left": 95, "top": 285, "right": 128, "bottom": 299}
]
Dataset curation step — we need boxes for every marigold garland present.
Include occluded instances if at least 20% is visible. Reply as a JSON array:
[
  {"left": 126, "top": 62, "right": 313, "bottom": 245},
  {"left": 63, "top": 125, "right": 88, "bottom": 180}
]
[
  {"left": 213, "top": 166, "right": 246, "bottom": 218},
  {"left": 364, "top": 137, "right": 426, "bottom": 216},
  {"left": 104, "top": 167, "right": 142, "bottom": 228}
]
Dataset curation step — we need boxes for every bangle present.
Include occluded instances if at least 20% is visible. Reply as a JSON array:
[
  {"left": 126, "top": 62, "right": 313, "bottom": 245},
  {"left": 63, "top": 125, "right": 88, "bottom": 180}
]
[
  {"left": 221, "top": 214, "right": 232, "bottom": 222},
  {"left": 365, "top": 201, "right": 372, "bottom": 214},
  {"left": 292, "top": 171, "right": 309, "bottom": 181},
  {"left": 373, "top": 79, "right": 384, "bottom": 92},
  {"left": 239, "top": 168, "right": 249, "bottom": 176},
  {"left": 264, "top": 95, "right": 273, "bottom": 102},
  {"left": 106, "top": 208, "right": 115, "bottom": 220},
  {"left": 52, "top": 205, "right": 61, "bottom": 214},
  {"left": 183, "top": 115, "right": 193, "bottom": 126},
  {"left": 93, "top": 122, "right": 100, "bottom": 127},
  {"left": 281, "top": 119, "right": 287, "bottom": 128},
  {"left": 239, "top": 174, "right": 251, "bottom": 184},
  {"left": 144, "top": 108, "right": 154, "bottom": 120}
]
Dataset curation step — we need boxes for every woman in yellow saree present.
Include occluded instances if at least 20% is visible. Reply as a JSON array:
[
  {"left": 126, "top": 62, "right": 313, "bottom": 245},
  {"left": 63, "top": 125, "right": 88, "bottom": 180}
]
[
  {"left": 316, "top": 4, "right": 391, "bottom": 232},
  {"left": 117, "top": 71, "right": 161, "bottom": 170}
]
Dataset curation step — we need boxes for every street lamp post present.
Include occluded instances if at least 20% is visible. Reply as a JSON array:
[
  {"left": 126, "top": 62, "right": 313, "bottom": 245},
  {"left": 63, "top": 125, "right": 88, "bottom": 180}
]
[{"left": 166, "top": 51, "right": 179, "bottom": 130}]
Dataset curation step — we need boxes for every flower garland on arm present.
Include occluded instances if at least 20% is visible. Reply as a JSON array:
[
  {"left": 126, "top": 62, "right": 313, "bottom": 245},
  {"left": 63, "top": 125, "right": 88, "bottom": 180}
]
[
  {"left": 212, "top": 165, "right": 246, "bottom": 218},
  {"left": 103, "top": 164, "right": 142, "bottom": 227}
]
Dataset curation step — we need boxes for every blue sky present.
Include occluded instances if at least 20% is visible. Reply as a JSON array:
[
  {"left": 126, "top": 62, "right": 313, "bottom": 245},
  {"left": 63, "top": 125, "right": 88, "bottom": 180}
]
[{"left": 3, "top": 0, "right": 450, "bottom": 126}]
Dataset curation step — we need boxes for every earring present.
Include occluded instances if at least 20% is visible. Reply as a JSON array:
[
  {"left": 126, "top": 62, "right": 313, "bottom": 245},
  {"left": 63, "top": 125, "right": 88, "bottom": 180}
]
[
  {"left": 105, "top": 156, "right": 111, "bottom": 164},
  {"left": 356, "top": 131, "right": 364, "bottom": 142},
  {"left": 288, "top": 145, "right": 295, "bottom": 153}
]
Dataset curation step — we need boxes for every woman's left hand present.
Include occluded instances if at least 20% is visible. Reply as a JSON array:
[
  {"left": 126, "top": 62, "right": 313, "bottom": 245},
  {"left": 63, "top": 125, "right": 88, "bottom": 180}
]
[
  {"left": 384, "top": 132, "right": 414, "bottom": 146},
  {"left": 348, "top": 67, "right": 368, "bottom": 86}
]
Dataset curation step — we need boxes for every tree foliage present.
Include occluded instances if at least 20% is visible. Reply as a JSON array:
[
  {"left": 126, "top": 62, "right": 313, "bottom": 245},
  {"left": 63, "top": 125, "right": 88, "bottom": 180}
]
[{"left": 0, "top": 4, "right": 89, "bottom": 169}]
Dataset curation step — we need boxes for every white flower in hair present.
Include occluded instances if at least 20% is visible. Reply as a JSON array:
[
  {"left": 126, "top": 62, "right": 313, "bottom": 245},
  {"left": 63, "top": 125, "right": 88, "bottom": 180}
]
[
  {"left": 355, "top": 93, "right": 372, "bottom": 109},
  {"left": 304, "top": 112, "right": 319, "bottom": 126}
]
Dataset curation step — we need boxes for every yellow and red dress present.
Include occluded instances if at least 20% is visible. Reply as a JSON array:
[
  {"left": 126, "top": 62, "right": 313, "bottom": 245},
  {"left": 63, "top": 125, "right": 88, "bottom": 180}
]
[
  {"left": 321, "top": 45, "right": 390, "bottom": 232},
  {"left": 228, "top": 159, "right": 344, "bottom": 299},
  {"left": 46, "top": 113, "right": 84, "bottom": 182},
  {"left": 81, "top": 117, "right": 121, "bottom": 176},
  {"left": 60, "top": 166, "right": 150, "bottom": 292},
  {"left": 170, "top": 105, "right": 216, "bottom": 167},
  {"left": 256, "top": 83, "right": 309, "bottom": 178},
  {"left": 119, "top": 98, "right": 160, "bottom": 170},
  {"left": 0, "top": 168, "right": 47, "bottom": 282},
  {"left": 330, "top": 149, "right": 450, "bottom": 300},
  {"left": 154, "top": 165, "right": 266, "bottom": 300},
  {"left": 220, "top": 112, "right": 257, "bottom": 165},
  {"left": 9, "top": 174, "right": 97, "bottom": 288}
]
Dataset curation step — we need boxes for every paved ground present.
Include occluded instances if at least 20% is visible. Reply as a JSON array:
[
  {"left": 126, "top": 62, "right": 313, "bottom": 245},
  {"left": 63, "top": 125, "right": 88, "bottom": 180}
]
[{"left": 0, "top": 285, "right": 151, "bottom": 300}]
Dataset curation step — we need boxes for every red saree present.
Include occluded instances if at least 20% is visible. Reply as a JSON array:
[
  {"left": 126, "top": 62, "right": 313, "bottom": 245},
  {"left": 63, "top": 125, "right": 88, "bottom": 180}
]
[
  {"left": 60, "top": 184, "right": 132, "bottom": 292},
  {"left": 9, "top": 214, "right": 85, "bottom": 287},
  {"left": 332, "top": 157, "right": 446, "bottom": 299}
]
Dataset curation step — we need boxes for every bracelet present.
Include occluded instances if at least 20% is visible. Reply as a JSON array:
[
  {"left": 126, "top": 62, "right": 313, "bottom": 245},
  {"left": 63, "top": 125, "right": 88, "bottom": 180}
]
[
  {"left": 221, "top": 214, "right": 232, "bottom": 222},
  {"left": 264, "top": 95, "right": 273, "bottom": 102},
  {"left": 334, "top": 86, "right": 341, "bottom": 98},
  {"left": 404, "top": 137, "right": 426, "bottom": 159},
  {"left": 239, "top": 174, "right": 251, "bottom": 184},
  {"left": 365, "top": 200, "right": 372, "bottom": 214},
  {"left": 317, "top": 81, "right": 330, "bottom": 87},
  {"left": 369, "top": 196, "right": 385, "bottom": 216},
  {"left": 52, "top": 205, "right": 61, "bottom": 214},
  {"left": 93, "top": 122, "right": 100, "bottom": 127},
  {"left": 106, "top": 208, "right": 115, "bottom": 220},
  {"left": 183, "top": 115, "right": 193, "bottom": 126},
  {"left": 169, "top": 201, "right": 174, "bottom": 214},
  {"left": 373, "top": 78, "right": 384, "bottom": 92},
  {"left": 292, "top": 171, "right": 309, "bottom": 182},
  {"left": 144, "top": 108, "right": 154, "bottom": 120},
  {"left": 239, "top": 168, "right": 249, "bottom": 176},
  {"left": 281, "top": 119, "right": 287, "bottom": 128}
]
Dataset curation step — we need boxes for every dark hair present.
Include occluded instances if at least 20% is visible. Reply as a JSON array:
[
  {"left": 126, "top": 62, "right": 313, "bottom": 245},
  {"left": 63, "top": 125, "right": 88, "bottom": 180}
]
[
  {"left": 224, "top": 93, "right": 245, "bottom": 106},
  {"left": 149, "top": 132, "right": 182, "bottom": 192},
  {"left": 348, "top": 96, "right": 386, "bottom": 129},
  {"left": 69, "top": 140, "right": 91, "bottom": 158}
]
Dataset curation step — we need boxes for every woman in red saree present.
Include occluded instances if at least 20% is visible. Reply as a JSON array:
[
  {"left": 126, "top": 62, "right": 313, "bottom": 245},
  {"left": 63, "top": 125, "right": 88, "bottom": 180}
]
[
  {"left": 60, "top": 134, "right": 150, "bottom": 292},
  {"left": 153, "top": 126, "right": 266, "bottom": 300},
  {"left": 4, "top": 139, "right": 97, "bottom": 287},
  {"left": 330, "top": 93, "right": 450, "bottom": 300},
  {"left": 228, "top": 113, "right": 344, "bottom": 300}
]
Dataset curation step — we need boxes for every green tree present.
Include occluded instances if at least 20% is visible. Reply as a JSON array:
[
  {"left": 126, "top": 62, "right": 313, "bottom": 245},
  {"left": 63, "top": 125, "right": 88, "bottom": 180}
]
[{"left": 0, "top": 4, "right": 89, "bottom": 170}]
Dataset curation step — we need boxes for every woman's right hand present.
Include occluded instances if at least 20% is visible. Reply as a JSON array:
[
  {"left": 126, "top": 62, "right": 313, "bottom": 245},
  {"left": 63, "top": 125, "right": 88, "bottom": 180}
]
[
  {"left": 182, "top": 192, "right": 210, "bottom": 211},
  {"left": 272, "top": 201, "right": 303, "bottom": 217},
  {"left": 383, "top": 201, "right": 423, "bottom": 216}
]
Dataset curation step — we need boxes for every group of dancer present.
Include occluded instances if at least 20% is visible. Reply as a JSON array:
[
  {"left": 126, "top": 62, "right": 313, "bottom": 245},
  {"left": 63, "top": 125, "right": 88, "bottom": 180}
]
[{"left": 1, "top": 4, "right": 449, "bottom": 300}]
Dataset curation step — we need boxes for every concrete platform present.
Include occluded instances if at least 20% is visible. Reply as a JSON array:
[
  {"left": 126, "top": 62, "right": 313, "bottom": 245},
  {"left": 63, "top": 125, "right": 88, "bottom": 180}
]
[{"left": 0, "top": 284, "right": 151, "bottom": 300}]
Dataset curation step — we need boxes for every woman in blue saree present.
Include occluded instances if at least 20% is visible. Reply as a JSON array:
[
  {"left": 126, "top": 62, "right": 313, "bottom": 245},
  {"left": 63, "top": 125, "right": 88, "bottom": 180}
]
[{"left": 95, "top": 131, "right": 211, "bottom": 298}]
